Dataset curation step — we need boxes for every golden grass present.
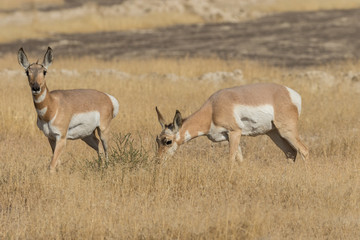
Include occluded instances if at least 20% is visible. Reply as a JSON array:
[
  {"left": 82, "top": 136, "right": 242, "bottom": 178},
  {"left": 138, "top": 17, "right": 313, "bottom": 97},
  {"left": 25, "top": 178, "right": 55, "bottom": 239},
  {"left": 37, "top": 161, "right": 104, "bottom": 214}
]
[{"left": 0, "top": 55, "right": 359, "bottom": 239}]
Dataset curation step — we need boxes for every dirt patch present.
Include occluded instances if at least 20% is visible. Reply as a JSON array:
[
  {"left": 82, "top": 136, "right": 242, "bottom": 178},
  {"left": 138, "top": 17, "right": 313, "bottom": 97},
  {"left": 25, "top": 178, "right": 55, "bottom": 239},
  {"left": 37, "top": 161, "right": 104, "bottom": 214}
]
[{"left": 1, "top": 8, "right": 360, "bottom": 67}]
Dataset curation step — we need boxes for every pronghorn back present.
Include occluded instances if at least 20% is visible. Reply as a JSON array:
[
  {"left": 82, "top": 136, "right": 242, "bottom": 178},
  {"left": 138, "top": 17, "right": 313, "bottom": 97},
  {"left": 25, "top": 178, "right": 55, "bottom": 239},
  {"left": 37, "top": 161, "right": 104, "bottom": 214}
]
[
  {"left": 51, "top": 89, "right": 117, "bottom": 118},
  {"left": 209, "top": 83, "right": 301, "bottom": 116}
]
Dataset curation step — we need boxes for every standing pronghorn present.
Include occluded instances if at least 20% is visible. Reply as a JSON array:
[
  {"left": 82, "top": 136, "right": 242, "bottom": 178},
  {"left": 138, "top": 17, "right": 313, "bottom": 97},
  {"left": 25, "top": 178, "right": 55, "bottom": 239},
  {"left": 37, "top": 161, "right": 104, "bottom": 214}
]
[
  {"left": 18, "top": 47, "right": 119, "bottom": 172},
  {"left": 155, "top": 83, "right": 309, "bottom": 162}
]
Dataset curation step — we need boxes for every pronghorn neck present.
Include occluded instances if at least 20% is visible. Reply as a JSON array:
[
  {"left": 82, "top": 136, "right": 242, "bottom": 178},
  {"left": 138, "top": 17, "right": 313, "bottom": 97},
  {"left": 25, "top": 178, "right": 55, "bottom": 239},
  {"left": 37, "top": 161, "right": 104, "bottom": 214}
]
[
  {"left": 33, "top": 84, "right": 56, "bottom": 122},
  {"left": 175, "top": 104, "right": 212, "bottom": 145},
  {"left": 32, "top": 84, "right": 48, "bottom": 104}
]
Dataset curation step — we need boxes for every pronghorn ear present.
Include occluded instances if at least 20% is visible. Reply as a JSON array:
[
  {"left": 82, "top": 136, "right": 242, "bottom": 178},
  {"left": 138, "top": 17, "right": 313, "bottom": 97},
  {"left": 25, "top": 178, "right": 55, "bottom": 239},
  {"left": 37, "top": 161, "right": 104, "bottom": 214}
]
[
  {"left": 155, "top": 106, "right": 166, "bottom": 130},
  {"left": 173, "top": 110, "right": 183, "bottom": 131},
  {"left": 18, "top": 48, "right": 30, "bottom": 69},
  {"left": 42, "top": 47, "right": 53, "bottom": 69}
]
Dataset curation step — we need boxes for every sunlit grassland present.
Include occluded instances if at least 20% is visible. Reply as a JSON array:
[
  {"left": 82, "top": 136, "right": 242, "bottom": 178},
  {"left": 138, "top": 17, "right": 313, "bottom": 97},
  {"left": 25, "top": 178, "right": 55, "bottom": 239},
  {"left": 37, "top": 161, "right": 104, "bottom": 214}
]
[{"left": 0, "top": 55, "right": 359, "bottom": 239}]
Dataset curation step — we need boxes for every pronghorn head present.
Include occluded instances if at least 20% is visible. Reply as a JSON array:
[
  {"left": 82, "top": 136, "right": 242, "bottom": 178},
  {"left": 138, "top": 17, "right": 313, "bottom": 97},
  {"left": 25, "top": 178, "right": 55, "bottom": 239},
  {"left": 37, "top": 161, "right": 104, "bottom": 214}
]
[
  {"left": 18, "top": 47, "right": 53, "bottom": 95},
  {"left": 155, "top": 107, "right": 183, "bottom": 158}
]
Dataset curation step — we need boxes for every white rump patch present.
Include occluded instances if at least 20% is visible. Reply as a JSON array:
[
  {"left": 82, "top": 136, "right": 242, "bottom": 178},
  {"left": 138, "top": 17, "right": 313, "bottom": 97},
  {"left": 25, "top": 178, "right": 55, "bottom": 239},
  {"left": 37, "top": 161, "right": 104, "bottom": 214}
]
[
  {"left": 105, "top": 93, "right": 119, "bottom": 118},
  {"left": 33, "top": 88, "right": 47, "bottom": 103},
  {"left": 66, "top": 111, "right": 100, "bottom": 140},
  {"left": 286, "top": 87, "right": 302, "bottom": 116},
  {"left": 36, "top": 107, "right": 47, "bottom": 117},
  {"left": 233, "top": 104, "right": 274, "bottom": 136}
]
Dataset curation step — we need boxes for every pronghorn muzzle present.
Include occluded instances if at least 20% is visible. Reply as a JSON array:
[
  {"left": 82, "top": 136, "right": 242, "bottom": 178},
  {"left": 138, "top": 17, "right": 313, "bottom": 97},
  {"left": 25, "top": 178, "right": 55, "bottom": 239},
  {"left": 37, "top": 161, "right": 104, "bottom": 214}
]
[{"left": 31, "top": 82, "right": 41, "bottom": 94}]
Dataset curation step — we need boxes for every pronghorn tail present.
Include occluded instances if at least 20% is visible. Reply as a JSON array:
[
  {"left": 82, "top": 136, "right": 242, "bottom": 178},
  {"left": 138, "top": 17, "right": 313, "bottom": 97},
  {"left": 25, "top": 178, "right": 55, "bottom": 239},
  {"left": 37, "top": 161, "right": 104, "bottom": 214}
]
[{"left": 106, "top": 93, "right": 119, "bottom": 118}]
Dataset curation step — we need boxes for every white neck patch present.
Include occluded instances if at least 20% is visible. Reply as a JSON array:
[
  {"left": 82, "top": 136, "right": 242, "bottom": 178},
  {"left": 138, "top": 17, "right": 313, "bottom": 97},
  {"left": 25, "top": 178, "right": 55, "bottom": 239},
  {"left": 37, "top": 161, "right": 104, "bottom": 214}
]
[
  {"left": 175, "top": 132, "right": 180, "bottom": 141},
  {"left": 167, "top": 142, "right": 178, "bottom": 156},
  {"left": 184, "top": 130, "right": 192, "bottom": 142},
  {"left": 33, "top": 88, "right": 47, "bottom": 103}
]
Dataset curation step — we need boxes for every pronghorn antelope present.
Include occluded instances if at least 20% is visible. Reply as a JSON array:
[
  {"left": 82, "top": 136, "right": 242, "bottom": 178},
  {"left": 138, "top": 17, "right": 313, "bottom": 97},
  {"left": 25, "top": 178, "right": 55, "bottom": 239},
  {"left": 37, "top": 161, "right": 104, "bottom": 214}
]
[
  {"left": 155, "top": 83, "right": 309, "bottom": 162},
  {"left": 18, "top": 47, "right": 119, "bottom": 172}
]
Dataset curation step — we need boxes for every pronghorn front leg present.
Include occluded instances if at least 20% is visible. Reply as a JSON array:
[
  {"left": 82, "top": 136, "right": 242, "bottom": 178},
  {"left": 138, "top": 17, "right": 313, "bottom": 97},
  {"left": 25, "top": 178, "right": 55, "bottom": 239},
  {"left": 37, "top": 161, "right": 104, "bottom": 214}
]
[
  {"left": 48, "top": 138, "right": 56, "bottom": 153},
  {"left": 229, "top": 130, "right": 242, "bottom": 162},
  {"left": 236, "top": 145, "right": 244, "bottom": 162},
  {"left": 49, "top": 137, "right": 66, "bottom": 173}
]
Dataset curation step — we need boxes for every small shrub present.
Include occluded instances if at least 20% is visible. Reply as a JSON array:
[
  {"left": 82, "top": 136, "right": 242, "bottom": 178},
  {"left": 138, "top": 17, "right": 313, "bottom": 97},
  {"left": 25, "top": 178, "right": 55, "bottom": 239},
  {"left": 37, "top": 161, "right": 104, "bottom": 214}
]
[{"left": 86, "top": 133, "right": 149, "bottom": 172}]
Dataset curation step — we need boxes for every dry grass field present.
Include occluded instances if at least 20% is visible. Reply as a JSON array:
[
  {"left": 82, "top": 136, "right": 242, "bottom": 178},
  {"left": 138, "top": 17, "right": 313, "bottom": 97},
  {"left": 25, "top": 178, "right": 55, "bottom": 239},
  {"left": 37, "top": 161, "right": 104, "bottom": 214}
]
[
  {"left": 0, "top": 54, "right": 359, "bottom": 239},
  {"left": 1, "top": 0, "right": 360, "bottom": 239}
]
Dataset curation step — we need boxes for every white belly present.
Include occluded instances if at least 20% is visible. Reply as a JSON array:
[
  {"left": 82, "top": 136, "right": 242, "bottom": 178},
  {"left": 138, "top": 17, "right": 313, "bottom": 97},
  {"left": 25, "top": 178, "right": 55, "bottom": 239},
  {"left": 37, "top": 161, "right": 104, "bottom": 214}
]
[
  {"left": 66, "top": 111, "right": 100, "bottom": 139},
  {"left": 233, "top": 104, "right": 274, "bottom": 136}
]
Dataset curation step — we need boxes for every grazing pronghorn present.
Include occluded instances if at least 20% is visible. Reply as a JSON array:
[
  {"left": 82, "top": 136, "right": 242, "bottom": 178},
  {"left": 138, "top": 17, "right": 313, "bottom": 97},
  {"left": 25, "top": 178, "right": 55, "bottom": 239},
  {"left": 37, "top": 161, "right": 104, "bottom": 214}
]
[
  {"left": 18, "top": 47, "right": 119, "bottom": 172},
  {"left": 155, "top": 83, "right": 309, "bottom": 162}
]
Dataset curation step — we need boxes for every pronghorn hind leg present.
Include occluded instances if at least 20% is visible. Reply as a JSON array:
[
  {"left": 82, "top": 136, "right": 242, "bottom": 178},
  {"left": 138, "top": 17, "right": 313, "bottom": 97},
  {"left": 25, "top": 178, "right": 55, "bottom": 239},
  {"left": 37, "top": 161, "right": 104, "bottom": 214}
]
[
  {"left": 97, "top": 127, "right": 109, "bottom": 161},
  {"left": 267, "top": 129, "right": 297, "bottom": 162},
  {"left": 49, "top": 137, "right": 66, "bottom": 173},
  {"left": 81, "top": 131, "right": 100, "bottom": 159},
  {"left": 281, "top": 133, "right": 308, "bottom": 161},
  {"left": 274, "top": 122, "right": 309, "bottom": 161},
  {"left": 292, "top": 136, "right": 309, "bottom": 161},
  {"left": 229, "top": 130, "right": 242, "bottom": 162}
]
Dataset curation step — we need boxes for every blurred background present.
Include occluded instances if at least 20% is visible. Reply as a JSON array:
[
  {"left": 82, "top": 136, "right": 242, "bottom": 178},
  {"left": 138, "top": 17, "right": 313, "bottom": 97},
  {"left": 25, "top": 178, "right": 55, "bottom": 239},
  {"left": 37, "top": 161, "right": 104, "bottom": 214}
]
[{"left": 1, "top": 0, "right": 360, "bottom": 66}]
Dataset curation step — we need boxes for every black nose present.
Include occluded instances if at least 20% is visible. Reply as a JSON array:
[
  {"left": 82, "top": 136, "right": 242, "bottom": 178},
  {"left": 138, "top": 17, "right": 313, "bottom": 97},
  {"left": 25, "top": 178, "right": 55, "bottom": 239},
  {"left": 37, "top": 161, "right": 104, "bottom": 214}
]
[{"left": 32, "top": 84, "right": 40, "bottom": 92}]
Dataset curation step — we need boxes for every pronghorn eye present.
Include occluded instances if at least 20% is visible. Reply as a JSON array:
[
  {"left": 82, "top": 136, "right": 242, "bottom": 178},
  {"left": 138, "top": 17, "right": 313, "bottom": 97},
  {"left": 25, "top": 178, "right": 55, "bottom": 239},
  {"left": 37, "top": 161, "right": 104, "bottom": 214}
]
[
  {"left": 26, "top": 70, "right": 29, "bottom": 76},
  {"left": 43, "top": 70, "right": 47, "bottom": 76},
  {"left": 165, "top": 140, "right": 172, "bottom": 146}
]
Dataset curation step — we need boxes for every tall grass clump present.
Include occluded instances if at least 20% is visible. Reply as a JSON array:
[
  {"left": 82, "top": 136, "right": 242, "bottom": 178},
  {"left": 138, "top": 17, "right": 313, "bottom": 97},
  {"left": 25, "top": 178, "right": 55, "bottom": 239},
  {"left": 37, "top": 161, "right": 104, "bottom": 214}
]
[{"left": 85, "top": 133, "right": 149, "bottom": 173}]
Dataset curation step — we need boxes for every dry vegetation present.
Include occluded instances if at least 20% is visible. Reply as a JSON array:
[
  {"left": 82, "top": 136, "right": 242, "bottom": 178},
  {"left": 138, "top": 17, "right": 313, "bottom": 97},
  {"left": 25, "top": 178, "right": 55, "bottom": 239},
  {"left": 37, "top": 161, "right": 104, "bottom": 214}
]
[
  {"left": 1, "top": 0, "right": 360, "bottom": 239},
  {"left": 0, "top": 54, "right": 359, "bottom": 239}
]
